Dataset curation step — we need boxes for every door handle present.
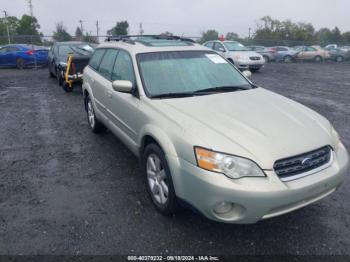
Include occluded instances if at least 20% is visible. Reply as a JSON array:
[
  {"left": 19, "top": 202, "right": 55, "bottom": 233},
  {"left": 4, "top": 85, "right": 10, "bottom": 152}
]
[
  {"left": 107, "top": 90, "right": 112, "bottom": 98},
  {"left": 91, "top": 78, "right": 95, "bottom": 84}
]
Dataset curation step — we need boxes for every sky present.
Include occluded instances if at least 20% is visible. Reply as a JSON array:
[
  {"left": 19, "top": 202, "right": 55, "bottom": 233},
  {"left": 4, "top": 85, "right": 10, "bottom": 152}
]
[{"left": 1, "top": 0, "right": 350, "bottom": 38}]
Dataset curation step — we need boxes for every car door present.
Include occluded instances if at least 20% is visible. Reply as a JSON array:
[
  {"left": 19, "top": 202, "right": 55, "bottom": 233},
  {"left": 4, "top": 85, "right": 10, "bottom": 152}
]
[
  {"left": 303, "top": 47, "right": 314, "bottom": 60},
  {"left": 107, "top": 49, "right": 141, "bottom": 145},
  {"left": 0, "top": 47, "right": 10, "bottom": 66},
  {"left": 0, "top": 46, "right": 17, "bottom": 66},
  {"left": 91, "top": 48, "right": 118, "bottom": 121}
]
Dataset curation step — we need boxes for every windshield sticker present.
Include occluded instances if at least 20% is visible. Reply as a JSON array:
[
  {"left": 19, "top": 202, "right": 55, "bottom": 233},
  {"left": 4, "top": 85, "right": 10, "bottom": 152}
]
[{"left": 205, "top": 54, "right": 227, "bottom": 64}]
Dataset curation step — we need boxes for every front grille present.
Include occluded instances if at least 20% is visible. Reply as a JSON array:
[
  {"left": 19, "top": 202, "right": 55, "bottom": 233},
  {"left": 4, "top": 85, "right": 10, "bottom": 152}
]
[
  {"left": 249, "top": 56, "right": 261, "bottom": 61},
  {"left": 274, "top": 146, "right": 332, "bottom": 180}
]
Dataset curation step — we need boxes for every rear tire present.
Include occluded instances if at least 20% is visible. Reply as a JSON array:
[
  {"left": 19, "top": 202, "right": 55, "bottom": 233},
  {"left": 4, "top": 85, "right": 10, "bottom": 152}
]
[
  {"left": 314, "top": 56, "right": 323, "bottom": 62},
  {"left": 142, "top": 143, "right": 178, "bottom": 215},
  {"left": 85, "top": 95, "right": 106, "bottom": 134},
  {"left": 16, "top": 58, "right": 25, "bottom": 69},
  {"left": 336, "top": 56, "right": 344, "bottom": 62}
]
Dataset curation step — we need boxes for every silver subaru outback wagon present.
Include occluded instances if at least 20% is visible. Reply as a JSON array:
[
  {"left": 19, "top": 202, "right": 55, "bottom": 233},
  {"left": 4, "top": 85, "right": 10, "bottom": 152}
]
[{"left": 82, "top": 35, "right": 349, "bottom": 224}]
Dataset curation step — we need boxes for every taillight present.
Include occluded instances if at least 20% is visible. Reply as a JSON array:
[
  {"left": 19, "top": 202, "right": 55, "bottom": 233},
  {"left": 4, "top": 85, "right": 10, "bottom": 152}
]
[{"left": 26, "top": 50, "right": 33, "bottom": 55}]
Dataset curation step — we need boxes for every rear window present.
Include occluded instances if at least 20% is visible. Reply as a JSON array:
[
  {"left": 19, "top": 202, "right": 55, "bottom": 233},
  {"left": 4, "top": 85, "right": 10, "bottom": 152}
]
[{"left": 89, "top": 49, "right": 106, "bottom": 70}]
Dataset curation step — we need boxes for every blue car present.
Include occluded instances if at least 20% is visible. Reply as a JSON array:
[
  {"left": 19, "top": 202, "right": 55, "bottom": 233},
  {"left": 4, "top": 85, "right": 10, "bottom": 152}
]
[
  {"left": 0, "top": 44, "right": 49, "bottom": 69},
  {"left": 273, "top": 46, "right": 299, "bottom": 63}
]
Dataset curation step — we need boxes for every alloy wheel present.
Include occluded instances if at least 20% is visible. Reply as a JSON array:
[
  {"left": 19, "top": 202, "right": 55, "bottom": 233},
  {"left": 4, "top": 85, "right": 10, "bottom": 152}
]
[
  {"left": 87, "top": 99, "right": 95, "bottom": 128},
  {"left": 146, "top": 153, "right": 169, "bottom": 205}
]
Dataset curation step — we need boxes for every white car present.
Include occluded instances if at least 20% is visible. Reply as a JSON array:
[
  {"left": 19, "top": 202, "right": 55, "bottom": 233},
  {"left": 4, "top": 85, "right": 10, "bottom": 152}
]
[
  {"left": 82, "top": 35, "right": 349, "bottom": 224},
  {"left": 204, "top": 40, "right": 265, "bottom": 72}
]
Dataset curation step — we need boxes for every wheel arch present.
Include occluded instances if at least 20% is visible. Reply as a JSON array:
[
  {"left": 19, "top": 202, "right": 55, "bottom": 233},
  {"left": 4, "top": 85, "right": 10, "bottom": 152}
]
[{"left": 139, "top": 125, "right": 178, "bottom": 158}]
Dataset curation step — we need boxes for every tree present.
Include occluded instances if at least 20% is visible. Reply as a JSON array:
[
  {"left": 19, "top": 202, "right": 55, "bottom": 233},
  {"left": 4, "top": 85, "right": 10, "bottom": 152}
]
[
  {"left": 53, "top": 22, "right": 72, "bottom": 41},
  {"left": 75, "top": 26, "right": 83, "bottom": 40},
  {"left": 16, "top": 15, "right": 42, "bottom": 44},
  {"left": 107, "top": 21, "right": 129, "bottom": 36},
  {"left": 0, "top": 16, "right": 19, "bottom": 44},
  {"left": 160, "top": 31, "right": 173, "bottom": 36},
  {"left": 342, "top": 32, "right": 350, "bottom": 43},
  {"left": 226, "top": 32, "right": 239, "bottom": 41},
  {"left": 200, "top": 30, "right": 219, "bottom": 43}
]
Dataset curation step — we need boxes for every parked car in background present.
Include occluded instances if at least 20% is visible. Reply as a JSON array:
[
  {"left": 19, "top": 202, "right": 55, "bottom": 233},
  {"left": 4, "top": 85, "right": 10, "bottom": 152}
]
[
  {"left": 327, "top": 47, "right": 350, "bottom": 62},
  {"left": 294, "top": 46, "right": 330, "bottom": 62},
  {"left": 325, "top": 44, "right": 338, "bottom": 50},
  {"left": 0, "top": 44, "right": 48, "bottom": 69},
  {"left": 204, "top": 40, "right": 265, "bottom": 72},
  {"left": 82, "top": 35, "right": 349, "bottom": 224},
  {"left": 48, "top": 41, "right": 95, "bottom": 85},
  {"left": 273, "top": 46, "right": 299, "bottom": 63},
  {"left": 247, "top": 46, "right": 276, "bottom": 62}
]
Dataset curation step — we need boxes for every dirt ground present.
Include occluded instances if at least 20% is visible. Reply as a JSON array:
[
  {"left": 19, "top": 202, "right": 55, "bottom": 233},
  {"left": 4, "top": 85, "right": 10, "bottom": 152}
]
[{"left": 0, "top": 62, "right": 349, "bottom": 255}]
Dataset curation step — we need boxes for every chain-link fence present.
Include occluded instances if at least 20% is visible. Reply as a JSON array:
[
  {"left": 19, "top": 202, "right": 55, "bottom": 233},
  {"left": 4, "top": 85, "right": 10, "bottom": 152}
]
[{"left": 1, "top": 34, "right": 349, "bottom": 48}]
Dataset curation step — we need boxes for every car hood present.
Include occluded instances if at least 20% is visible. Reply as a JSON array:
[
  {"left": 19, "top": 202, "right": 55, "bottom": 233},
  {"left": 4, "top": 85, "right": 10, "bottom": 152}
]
[{"left": 154, "top": 88, "right": 335, "bottom": 169}]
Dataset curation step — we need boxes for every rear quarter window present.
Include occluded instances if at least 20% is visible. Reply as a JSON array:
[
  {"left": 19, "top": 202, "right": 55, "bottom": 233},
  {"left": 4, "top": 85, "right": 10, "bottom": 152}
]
[{"left": 89, "top": 49, "right": 106, "bottom": 70}]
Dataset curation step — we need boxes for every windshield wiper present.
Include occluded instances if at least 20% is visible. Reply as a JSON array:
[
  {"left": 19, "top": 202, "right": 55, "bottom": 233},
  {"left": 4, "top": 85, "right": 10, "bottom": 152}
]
[
  {"left": 194, "top": 86, "right": 249, "bottom": 93},
  {"left": 150, "top": 92, "right": 201, "bottom": 99}
]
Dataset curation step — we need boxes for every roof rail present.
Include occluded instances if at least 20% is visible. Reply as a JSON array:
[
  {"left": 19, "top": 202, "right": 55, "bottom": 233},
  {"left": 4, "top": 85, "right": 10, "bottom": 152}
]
[{"left": 105, "top": 35, "right": 195, "bottom": 44}]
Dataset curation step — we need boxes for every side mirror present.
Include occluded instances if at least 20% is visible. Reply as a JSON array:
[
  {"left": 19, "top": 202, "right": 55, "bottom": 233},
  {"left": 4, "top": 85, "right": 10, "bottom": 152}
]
[
  {"left": 112, "top": 80, "right": 133, "bottom": 93},
  {"left": 242, "top": 70, "right": 252, "bottom": 78}
]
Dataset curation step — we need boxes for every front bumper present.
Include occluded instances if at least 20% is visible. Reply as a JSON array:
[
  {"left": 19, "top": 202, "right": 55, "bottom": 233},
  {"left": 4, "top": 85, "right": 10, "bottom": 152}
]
[
  {"left": 236, "top": 60, "right": 265, "bottom": 70},
  {"left": 168, "top": 143, "right": 349, "bottom": 224}
]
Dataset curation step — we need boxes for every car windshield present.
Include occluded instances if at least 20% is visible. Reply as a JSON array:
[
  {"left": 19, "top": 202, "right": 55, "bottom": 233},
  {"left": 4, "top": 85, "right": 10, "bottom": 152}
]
[
  {"left": 137, "top": 51, "right": 251, "bottom": 98},
  {"left": 223, "top": 42, "right": 249, "bottom": 51},
  {"left": 59, "top": 44, "right": 94, "bottom": 56}
]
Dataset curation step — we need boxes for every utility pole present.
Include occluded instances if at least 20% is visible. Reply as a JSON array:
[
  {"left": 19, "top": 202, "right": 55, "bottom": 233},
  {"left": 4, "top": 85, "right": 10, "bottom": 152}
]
[
  {"left": 96, "top": 20, "right": 99, "bottom": 43},
  {"left": 79, "top": 20, "right": 84, "bottom": 34},
  {"left": 139, "top": 23, "right": 144, "bottom": 35},
  {"left": 26, "top": 0, "right": 37, "bottom": 68},
  {"left": 3, "top": 11, "right": 11, "bottom": 44}
]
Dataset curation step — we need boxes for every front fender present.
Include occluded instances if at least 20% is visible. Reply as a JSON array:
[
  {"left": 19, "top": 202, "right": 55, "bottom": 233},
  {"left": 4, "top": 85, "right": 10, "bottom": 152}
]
[{"left": 138, "top": 124, "right": 178, "bottom": 158}]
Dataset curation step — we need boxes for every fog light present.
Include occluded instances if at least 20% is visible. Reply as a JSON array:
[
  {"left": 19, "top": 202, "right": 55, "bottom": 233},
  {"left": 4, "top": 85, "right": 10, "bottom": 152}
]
[{"left": 214, "top": 202, "right": 233, "bottom": 214}]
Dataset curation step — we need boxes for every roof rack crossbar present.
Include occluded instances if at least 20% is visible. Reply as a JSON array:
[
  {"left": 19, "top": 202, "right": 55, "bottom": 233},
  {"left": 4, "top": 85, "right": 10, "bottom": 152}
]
[{"left": 105, "top": 35, "right": 195, "bottom": 43}]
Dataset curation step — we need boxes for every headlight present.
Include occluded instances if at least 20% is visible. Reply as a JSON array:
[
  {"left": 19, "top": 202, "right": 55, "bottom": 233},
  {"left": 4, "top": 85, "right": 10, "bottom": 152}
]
[{"left": 194, "top": 147, "right": 266, "bottom": 179}]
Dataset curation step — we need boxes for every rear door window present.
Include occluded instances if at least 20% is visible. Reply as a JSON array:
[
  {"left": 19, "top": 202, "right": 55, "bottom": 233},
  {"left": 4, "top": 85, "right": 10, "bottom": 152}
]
[
  {"left": 89, "top": 49, "right": 106, "bottom": 71},
  {"left": 98, "top": 49, "right": 119, "bottom": 80}
]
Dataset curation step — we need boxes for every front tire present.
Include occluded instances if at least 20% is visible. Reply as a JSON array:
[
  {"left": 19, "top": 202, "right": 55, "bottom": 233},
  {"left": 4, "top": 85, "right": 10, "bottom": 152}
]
[
  {"left": 57, "top": 68, "right": 64, "bottom": 86},
  {"left": 85, "top": 95, "right": 106, "bottom": 133},
  {"left": 143, "top": 143, "right": 177, "bottom": 215},
  {"left": 283, "top": 55, "right": 293, "bottom": 63}
]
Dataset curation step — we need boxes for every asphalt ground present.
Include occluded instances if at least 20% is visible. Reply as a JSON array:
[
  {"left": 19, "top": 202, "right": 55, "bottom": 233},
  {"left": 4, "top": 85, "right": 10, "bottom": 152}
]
[{"left": 0, "top": 62, "right": 349, "bottom": 256}]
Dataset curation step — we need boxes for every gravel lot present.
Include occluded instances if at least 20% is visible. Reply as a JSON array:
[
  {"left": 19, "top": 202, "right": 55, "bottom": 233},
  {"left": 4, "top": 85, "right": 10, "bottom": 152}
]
[{"left": 0, "top": 62, "right": 349, "bottom": 256}]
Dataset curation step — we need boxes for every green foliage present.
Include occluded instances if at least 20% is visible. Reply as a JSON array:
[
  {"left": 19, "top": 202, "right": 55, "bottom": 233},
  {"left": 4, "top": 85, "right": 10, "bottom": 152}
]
[
  {"left": 226, "top": 32, "right": 239, "bottom": 41},
  {"left": 253, "top": 16, "right": 349, "bottom": 46},
  {"left": 107, "top": 21, "right": 129, "bottom": 36},
  {"left": 200, "top": 30, "right": 219, "bottom": 43},
  {"left": 16, "top": 15, "right": 42, "bottom": 44},
  {"left": 53, "top": 22, "right": 72, "bottom": 42}
]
